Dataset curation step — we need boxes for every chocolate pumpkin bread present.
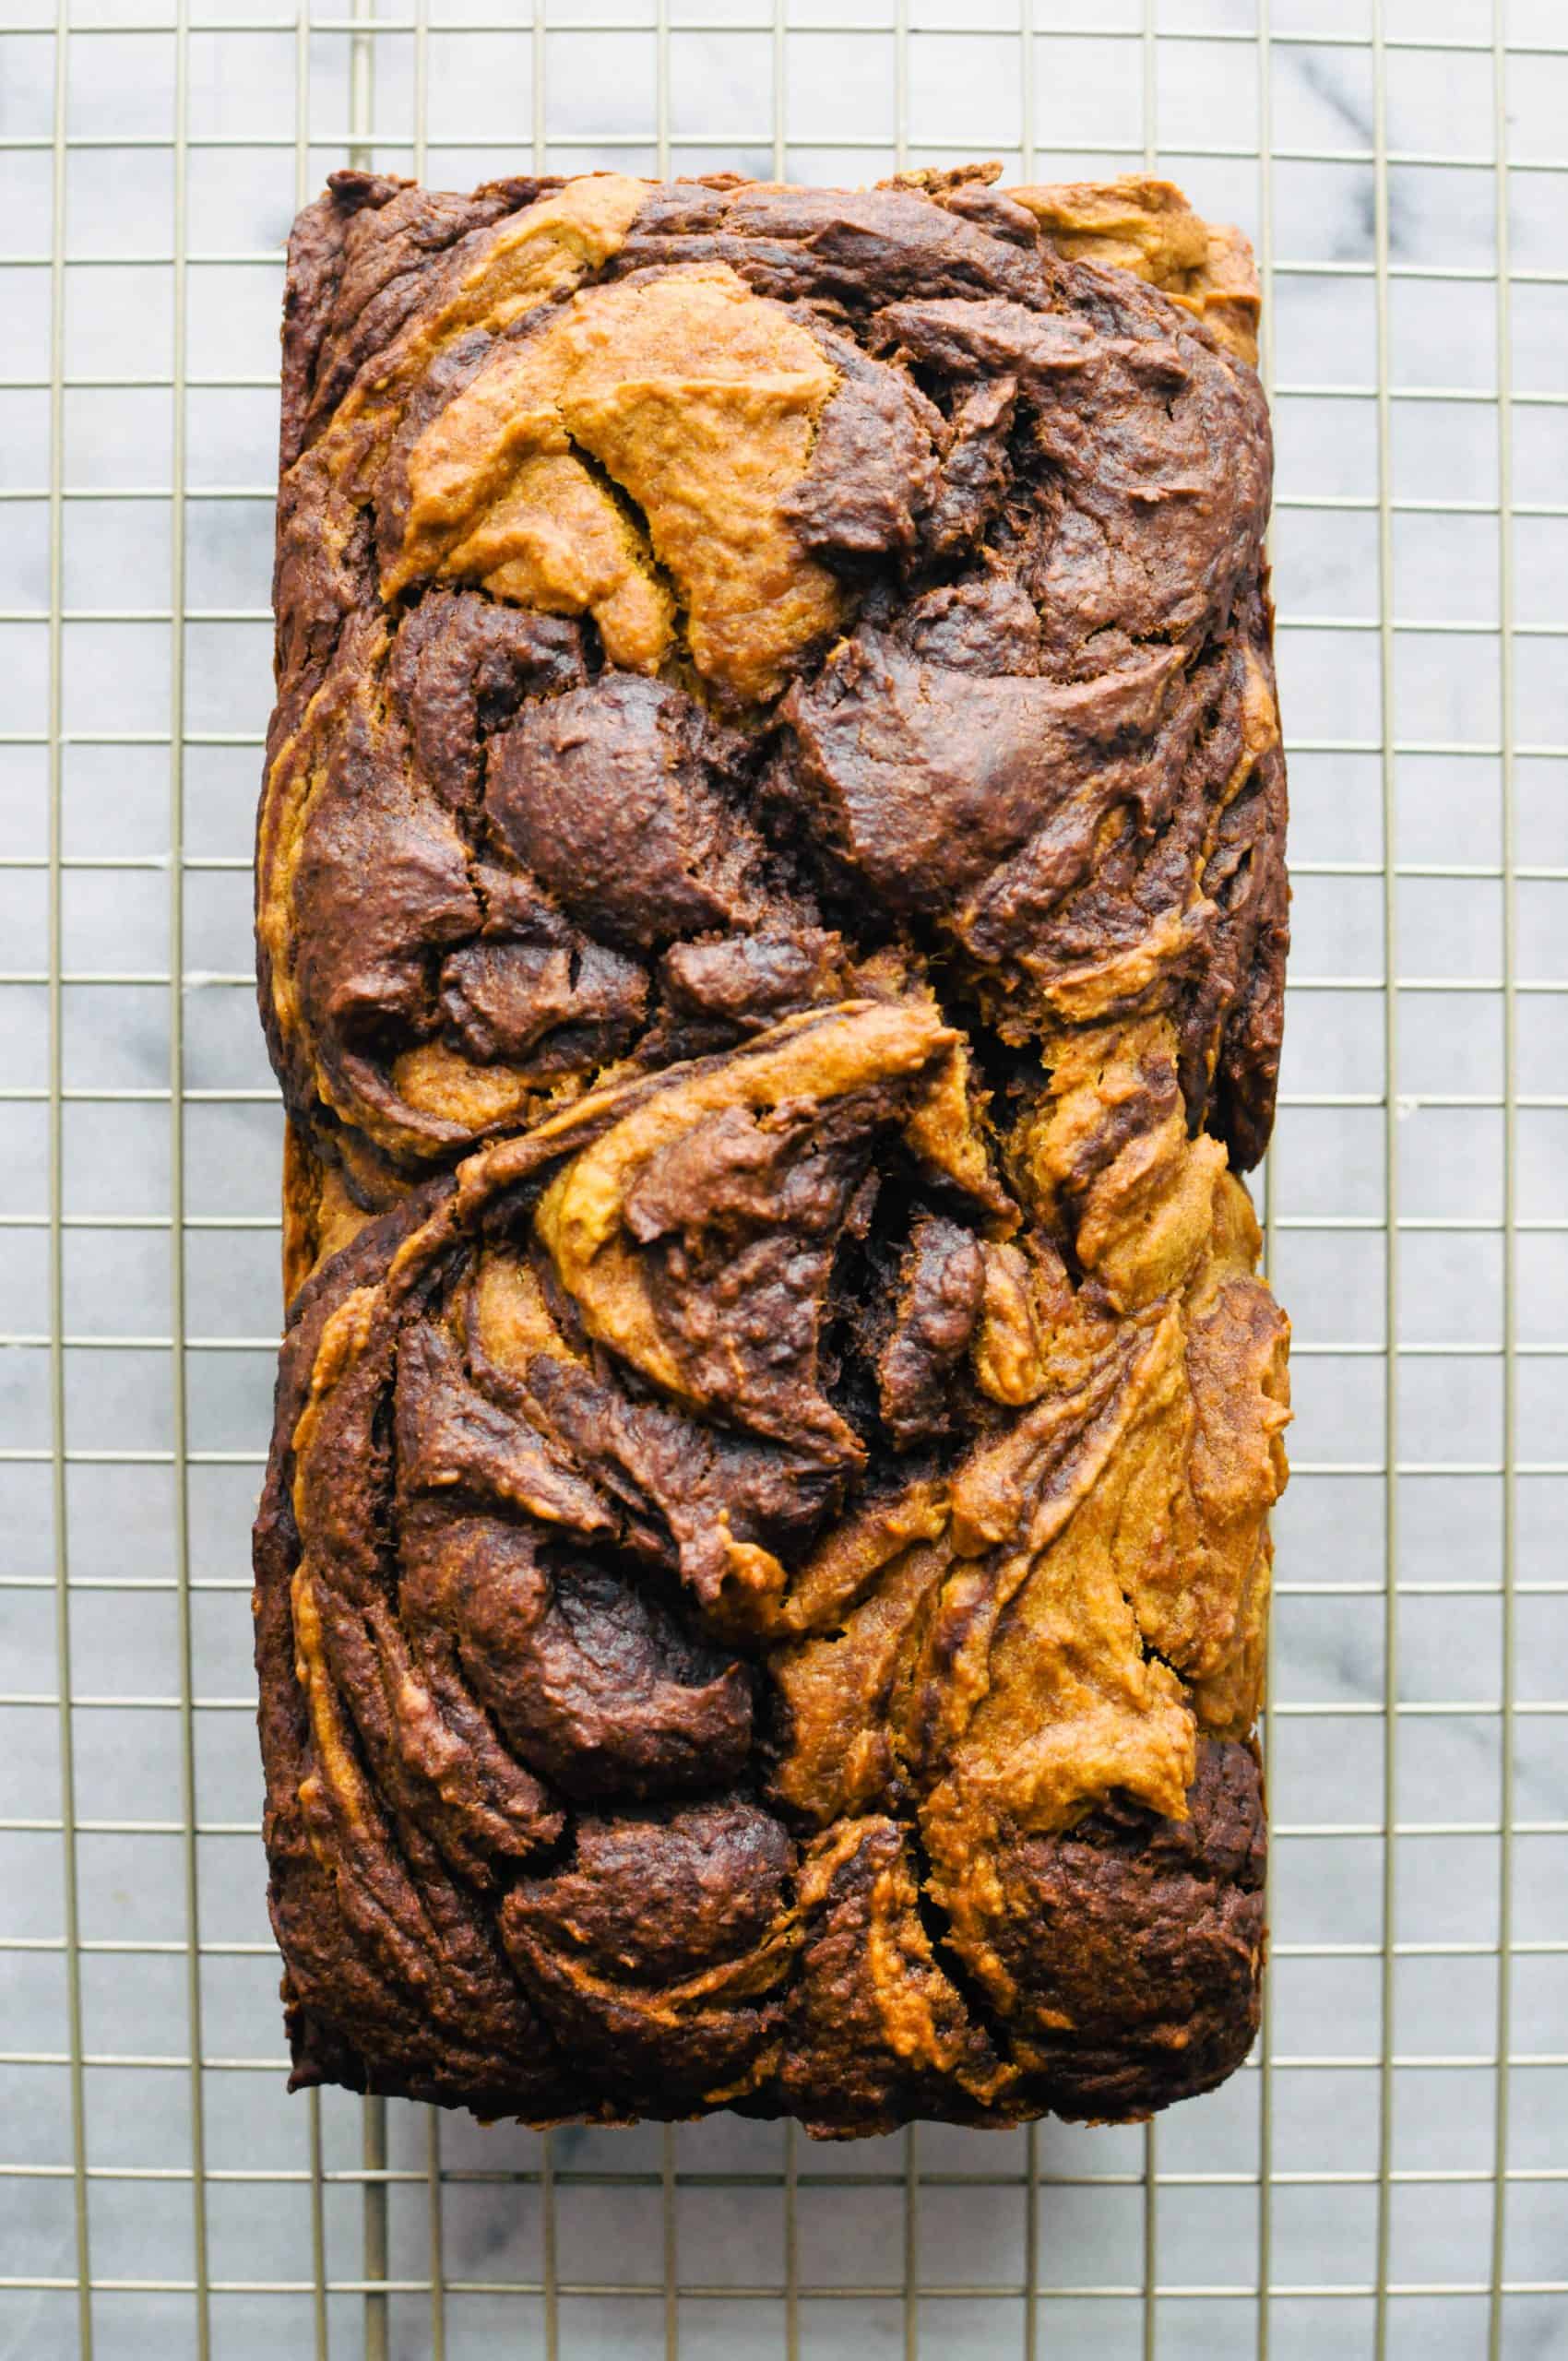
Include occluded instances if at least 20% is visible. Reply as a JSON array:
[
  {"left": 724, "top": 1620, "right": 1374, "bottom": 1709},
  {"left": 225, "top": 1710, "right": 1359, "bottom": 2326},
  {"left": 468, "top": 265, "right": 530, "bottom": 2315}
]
[{"left": 254, "top": 164, "right": 1289, "bottom": 2136}]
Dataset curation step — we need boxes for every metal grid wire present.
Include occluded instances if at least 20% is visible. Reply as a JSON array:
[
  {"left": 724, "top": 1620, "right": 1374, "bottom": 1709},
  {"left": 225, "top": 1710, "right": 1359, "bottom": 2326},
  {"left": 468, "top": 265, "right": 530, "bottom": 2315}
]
[{"left": 1, "top": 0, "right": 1565, "bottom": 2354}]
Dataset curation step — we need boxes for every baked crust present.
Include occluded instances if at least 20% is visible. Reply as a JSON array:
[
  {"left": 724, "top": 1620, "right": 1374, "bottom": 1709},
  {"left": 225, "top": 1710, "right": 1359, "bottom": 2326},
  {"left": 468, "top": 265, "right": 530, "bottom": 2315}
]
[{"left": 255, "top": 163, "right": 1289, "bottom": 2135}]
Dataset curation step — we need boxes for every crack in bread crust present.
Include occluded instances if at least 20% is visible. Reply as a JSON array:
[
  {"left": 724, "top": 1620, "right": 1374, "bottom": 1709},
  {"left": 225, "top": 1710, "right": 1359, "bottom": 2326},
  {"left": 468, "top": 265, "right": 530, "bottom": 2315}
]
[{"left": 255, "top": 162, "right": 1289, "bottom": 2136}]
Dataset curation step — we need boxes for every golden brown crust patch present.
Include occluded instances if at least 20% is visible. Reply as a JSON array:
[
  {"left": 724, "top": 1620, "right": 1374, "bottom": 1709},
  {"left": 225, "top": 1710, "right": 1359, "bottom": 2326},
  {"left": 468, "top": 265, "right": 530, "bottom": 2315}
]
[{"left": 1013, "top": 173, "right": 1262, "bottom": 363}]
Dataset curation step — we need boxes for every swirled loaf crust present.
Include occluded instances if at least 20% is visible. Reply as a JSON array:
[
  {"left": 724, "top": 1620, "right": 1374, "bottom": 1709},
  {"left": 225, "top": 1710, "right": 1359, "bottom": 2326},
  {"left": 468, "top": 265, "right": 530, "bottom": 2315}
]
[{"left": 255, "top": 163, "right": 1289, "bottom": 2135}]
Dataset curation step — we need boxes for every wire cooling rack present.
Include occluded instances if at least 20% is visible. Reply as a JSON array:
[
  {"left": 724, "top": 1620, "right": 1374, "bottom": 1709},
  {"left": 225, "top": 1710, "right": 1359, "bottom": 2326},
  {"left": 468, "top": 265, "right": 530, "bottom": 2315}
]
[{"left": 2, "top": 0, "right": 1566, "bottom": 2355}]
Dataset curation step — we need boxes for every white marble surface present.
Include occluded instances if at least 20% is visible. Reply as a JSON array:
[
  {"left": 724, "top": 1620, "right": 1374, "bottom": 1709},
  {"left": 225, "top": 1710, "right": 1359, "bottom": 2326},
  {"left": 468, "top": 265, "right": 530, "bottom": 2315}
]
[{"left": 1, "top": 1, "right": 1566, "bottom": 2355}]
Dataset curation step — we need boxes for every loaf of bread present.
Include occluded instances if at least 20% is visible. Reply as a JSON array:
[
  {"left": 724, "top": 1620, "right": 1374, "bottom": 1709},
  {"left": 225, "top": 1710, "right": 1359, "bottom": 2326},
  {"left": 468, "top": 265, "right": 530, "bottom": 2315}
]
[{"left": 254, "top": 164, "right": 1289, "bottom": 2136}]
